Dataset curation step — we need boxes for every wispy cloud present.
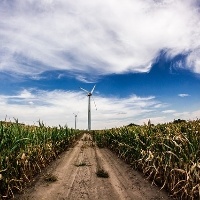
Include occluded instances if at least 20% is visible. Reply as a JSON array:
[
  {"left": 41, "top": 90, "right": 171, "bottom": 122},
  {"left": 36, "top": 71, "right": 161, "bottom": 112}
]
[
  {"left": 75, "top": 75, "right": 97, "bottom": 83},
  {"left": 0, "top": 89, "right": 162, "bottom": 129},
  {"left": 1, "top": 88, "right": 199, "bottom": 128},
  {"left": 178, "top": 93, "right": 190, "bottom": 97},
  {"left": 162, "top": 109, "right": 176, "bottom": 113},
  {"left": 0, "top": 0, "right": 200, "bottom": 80},
  {"left": 173, "top": 110, "right": 200, "bottom": 120},
  {"left": 138, "top": 116, "right": 167, "bottom": 125}
]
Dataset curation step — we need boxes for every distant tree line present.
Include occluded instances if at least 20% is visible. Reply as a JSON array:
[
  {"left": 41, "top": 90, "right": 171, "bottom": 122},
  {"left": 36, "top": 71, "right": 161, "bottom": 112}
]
[{"left": 173, "top": 119, "right": 186, "bottom": 124}]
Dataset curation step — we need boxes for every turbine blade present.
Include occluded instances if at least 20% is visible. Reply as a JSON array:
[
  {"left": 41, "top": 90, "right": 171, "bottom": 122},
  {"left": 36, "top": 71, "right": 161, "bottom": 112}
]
[
  {"left": 91, "top": 84, "right": 96, "bottom": 94},
  {"left": 80, "top": 87, "right": 89, "bottom": 93},
  {"left": 92, "top": 96, "right": 97, "bottom": 110}
]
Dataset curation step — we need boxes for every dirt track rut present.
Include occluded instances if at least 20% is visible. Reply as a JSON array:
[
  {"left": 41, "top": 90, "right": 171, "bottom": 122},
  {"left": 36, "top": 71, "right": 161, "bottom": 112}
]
[{"left": 15, "top": 133, "right": 171, "bottom": 200}]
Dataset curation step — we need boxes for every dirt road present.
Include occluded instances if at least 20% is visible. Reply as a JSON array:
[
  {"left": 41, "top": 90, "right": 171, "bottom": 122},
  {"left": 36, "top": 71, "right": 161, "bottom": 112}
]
[{"left": 15, "top": 134, "right": 171, "bottom": 200}]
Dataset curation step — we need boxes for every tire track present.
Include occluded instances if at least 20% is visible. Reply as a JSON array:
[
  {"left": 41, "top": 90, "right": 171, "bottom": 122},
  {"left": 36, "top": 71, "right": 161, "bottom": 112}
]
[
  {"left": 15, "top": 133, "right": 171, "bottom": 200},
  {"left": 97, "top": 147, "right": 171, "bottom": 200}
]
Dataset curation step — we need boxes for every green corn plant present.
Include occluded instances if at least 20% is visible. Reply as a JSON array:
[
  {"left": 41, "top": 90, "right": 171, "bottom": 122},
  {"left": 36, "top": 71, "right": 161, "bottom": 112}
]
[
  {"left": 0, "top": 120, "right": 82, "bottom": 199},
  {"left": 93, "top": 120, "right": 200, "bottom": 199}
]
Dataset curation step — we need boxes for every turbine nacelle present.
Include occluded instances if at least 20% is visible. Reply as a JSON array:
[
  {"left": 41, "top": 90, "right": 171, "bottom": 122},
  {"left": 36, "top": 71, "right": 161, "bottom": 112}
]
[{"left": 80, "top": 85, "right": 96, "bottom": 96}]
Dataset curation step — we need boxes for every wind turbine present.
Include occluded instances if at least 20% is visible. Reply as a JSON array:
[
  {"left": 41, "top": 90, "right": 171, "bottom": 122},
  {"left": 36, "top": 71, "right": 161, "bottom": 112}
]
[
  {"left": 73, "top": 112, "right": 78, "bottom": 130},
  {"left": 80, "top": 85, "right": 96, "bottom": 131}
]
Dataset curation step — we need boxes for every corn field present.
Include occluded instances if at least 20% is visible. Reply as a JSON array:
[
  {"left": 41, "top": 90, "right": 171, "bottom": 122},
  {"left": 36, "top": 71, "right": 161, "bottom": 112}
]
[
  {"left": 0, "top": 120, "right": 81, "bottom": 199},
  {"left": 93, "top": 120, "right": 200, "bottom": 199}
]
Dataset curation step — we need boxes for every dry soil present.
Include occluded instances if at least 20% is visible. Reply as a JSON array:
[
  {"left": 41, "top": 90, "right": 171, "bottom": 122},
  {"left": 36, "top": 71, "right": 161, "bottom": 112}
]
[{"left": 15, "top": 133, "right": 171, "bottom": 200}]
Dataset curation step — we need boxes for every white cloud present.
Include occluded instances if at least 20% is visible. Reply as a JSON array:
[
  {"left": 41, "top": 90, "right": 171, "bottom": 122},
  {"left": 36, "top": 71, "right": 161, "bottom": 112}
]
[
  {"left": 173, "top": 110, "right": 200, "bottom": 120},
  {"left": 0, "top": 0, "right": 200, "bottom": 78},
  {"left": 76, "top": 75, "right": 97, "bottom": 83},
  {"left": 178, "top": 93, "right": 190, "bottom": 97},
  {"left": 137, "top": 109, "right": 200, "bottom": 126},
  {"left": 153, "top": 103, "right": 168, "bottom": 108},
  {"left": 138, "top": 116, "right": 167, "bottom": 125},
  {"left": 0, "top": 89, "right": 162, "bottom": 129},
  {"left": 162, "top": 109, "right": 176, "bottom": 113},
  {"left": 186, "top": 49, "right": 200, "bottom": 73},
  {"left": 1, "top": 89, "right": 200, "bottom": 129},
  {"left": 19, "top": 89, "right": 35, "bottom": 98}
]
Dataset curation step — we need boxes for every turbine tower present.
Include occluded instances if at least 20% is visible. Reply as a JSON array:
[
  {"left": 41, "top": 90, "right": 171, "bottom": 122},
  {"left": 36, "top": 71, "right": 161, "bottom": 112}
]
[
  {"left": 73, "top": 112, "right": 78, "bottom": 130},
  {"left": 80, "top": 85, "right": 96, "bottom": 131}
]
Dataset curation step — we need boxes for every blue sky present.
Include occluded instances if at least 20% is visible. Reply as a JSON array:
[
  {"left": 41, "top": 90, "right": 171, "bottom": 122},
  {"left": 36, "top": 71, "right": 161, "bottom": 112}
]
[{"left": 0, "top": 0, "right": 200, "bottom": 129}]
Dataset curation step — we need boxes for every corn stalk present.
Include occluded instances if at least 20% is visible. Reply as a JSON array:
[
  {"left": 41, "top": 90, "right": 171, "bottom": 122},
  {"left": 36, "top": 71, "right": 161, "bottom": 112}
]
[
  {"left": 93, "top": 120, "right": 200, "bottom": 199},
  {"left": 0, "top": 120, "right": 81, "bottom": 199}
]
